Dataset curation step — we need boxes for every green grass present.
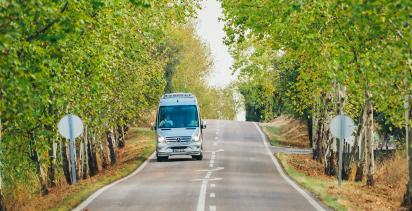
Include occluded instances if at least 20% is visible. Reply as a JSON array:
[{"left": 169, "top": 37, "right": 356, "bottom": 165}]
[
  {"left": 50, "top": 128, "right": 155, "bottom": 211},
  {"left": 262, "top": 126, "right": 283, "bottom": 146},
  {"left": 276, "top": 153, "right": 346, "bottom": 211}
]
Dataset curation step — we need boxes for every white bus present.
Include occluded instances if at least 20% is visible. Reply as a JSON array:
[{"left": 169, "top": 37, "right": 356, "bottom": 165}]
[{"left": 153, "top": 93, "right": 206, "bottom": 161}]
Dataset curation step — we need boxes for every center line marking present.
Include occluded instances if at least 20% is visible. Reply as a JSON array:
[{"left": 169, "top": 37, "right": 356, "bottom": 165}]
[
  {"left": 196, "top": 181, "right": 208, "bottom": 211},
  {"left": 210, "top": 193, "right": 215, "bottom": 198}
]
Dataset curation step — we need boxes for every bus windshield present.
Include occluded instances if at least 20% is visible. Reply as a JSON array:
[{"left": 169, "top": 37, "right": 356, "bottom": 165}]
[{"left": 157, "top": 105, "right": 199, "bottom": 128}]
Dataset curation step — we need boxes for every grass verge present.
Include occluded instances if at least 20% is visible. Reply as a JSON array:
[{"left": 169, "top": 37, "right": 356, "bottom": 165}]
[
  {"left": 262, "top": 126, "right": 283, "bottom": 146},
  {"left": 24, "top": 127, "right": 155, "bottom": 211},
  {"left": 276, "top": 153, "right": 404, "bottom": 210},
  {"left": 276, "top": 153, "right": 344, "bottom": 210}
]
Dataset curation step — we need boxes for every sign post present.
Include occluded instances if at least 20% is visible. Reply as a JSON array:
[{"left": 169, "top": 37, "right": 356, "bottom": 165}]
[
  {"left": 58, "top": 114, "right": 83, "bottom": 184},
  {"left": 330, "top": 115, "right": 355, "bottom": 187}
]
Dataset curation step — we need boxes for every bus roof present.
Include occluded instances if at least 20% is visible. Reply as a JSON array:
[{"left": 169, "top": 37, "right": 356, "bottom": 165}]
[{"left": 160, "top": 93, "right": 198, "bottom": 106}]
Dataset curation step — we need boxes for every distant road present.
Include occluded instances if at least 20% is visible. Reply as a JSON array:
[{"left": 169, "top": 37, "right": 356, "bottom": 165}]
[{"left": 75, "top": 120, "right": 327, "bottom": 211}]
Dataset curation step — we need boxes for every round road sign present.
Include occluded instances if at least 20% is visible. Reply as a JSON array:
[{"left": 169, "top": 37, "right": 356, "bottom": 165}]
[
  {"left": 58, "top": 114, "right": 84, "bottom": 139},
  {"left": 330, "top": 115, "right": 355, "bottom": 140}
]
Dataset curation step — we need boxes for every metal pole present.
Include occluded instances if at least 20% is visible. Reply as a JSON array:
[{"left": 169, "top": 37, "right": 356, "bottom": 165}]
[
  {"left": 338, "top": 116, "right": 346, "bottom": 187},
  {"left": 338, "top": 139, "right": 343, "bottom": 186},
  {"left": 68, "top": 114, "right": 77, "bottom": 184}
]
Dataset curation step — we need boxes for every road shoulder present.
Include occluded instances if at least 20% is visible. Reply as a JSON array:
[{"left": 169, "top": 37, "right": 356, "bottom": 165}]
[{"left": 254, "top": 123, "right": 328, "bottom": 211}]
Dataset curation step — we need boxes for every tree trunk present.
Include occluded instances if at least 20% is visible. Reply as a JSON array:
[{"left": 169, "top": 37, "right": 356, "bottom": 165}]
[
  {"left": 402, "top": 95, "right": 412, "bottom": 208},
  {"left": 365, "top": 96, "right": 375, "bottom": 186},
  {"left": 311, "top": 105, "right": 318, "bottom": 157},
  {"left": 87, "top": 131, "right": 98, "bottom": 176},
  {"left": 29, "top": 132, "right": 48, "bottom": 195},
  {"left": 0, "top": 191, "right": 4, "bottom": 211},
  {"left": 61, "top": 139, "right": 71, "bottom": 185},
  {"left": 0, "top": 117, "right": 5, "bottom": 211},
  {"left": 82, "top": 127, "right": 89, "bottom": 179},
  {"left": 99, "top": 132, "right": 109, "bottom": 170},
  {"left": 307, "top": 116, "right": 313, "bottom": 148},
  {"left": 313, "top": 117, "right": 325, "bottom": 162},
  {"left": 107, "top": 129, "right": 117, "bottom": 165},
  {"left": 348, "top": 105, "right": 367, "bottom": 181},
  {"left": 47, "top": 139, "right": 57, "bottom": 188},
  {"left": 79, "top": 136, "right": 84, "bottom": 180},
  {"left": 324, "top": 107, "right": 335, "bottom": 176},
  {"left": 117, "top": 126, "right": 125, "bottom": 148}
]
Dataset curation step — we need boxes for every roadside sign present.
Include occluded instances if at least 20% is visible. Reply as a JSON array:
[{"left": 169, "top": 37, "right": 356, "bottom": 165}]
[
  {"left": 330, "top": 115, "right": 355, "bottom": 140},
  {"left": 330, "top": 114, "right": 355, "bottom": 187},
  {"left": 58, "top": 114, "right": 84, "bottom": 184},
  {"left": 58, "top": 114, "right": 84, "bottom": 139}
]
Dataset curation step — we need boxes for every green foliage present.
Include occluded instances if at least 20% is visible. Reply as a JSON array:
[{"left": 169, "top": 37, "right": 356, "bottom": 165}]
[
  {"left": 220, "top": 0, "right": 411, "bottom": 127},
  {"left": 0, "top": 0, "right": 198, "bottom": 207},
  {"left": 164, "top": 25, "right": 237, "bottom": 120}
]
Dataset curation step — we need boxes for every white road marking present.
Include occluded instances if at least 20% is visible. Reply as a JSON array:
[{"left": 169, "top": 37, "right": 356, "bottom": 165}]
[
  {"left": 214, "top": 137, "right": 218, "bottom": 140},
  {"left": 210, "top": 205, "right": 216, "bottom": 211},
  {"left": 196, "top": 181, "right": 208, "bottom": 211},
  {"left": 213, "top": 142, "right": 218, "bottom": 146},
  {"left": 210, "top": 193, "right": 215, "bottom": 198},
  {"left": 204, "top": 149, "right": 224, "bottom": 153},
  {"left": 210, "top": 184, "right": 215, "bottom": 188},
  {"left": 191, "top": 178, "right": 222, "bottom": 182},
  {"left": 210, "top": 160, "right": 215, "bottom": 164},
  {"left": 209, "top": 163, "right": 214, "bottom": 168},
  {"left": 253, "top": 122, "right": 326, "bottom": 211},
  {"left": 197, "top": 167, "right": 224, "bottom": 172},
  {"left": 73, "top": 152, "right": 156, "bottom": 211}
]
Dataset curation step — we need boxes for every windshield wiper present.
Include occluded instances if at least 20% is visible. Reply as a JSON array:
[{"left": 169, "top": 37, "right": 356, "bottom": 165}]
[
  {"left": 160, "top": 128, "right": 171, "bottom": 130},
  {"left": 185, "top": 127, "right": 196, "bottom": 130}
]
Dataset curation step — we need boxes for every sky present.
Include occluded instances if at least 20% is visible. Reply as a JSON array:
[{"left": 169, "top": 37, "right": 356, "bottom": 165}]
[
  {"left": 195, "top": 0, "right": 245, "bottom": 121},
  {"left": 195, "top": 0, "right": 236, "bottom": 88}
]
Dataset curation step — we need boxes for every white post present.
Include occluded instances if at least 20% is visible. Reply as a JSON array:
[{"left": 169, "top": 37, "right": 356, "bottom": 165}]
[{"left": 68, "top": 114, "right": 77, "bottom": 184}]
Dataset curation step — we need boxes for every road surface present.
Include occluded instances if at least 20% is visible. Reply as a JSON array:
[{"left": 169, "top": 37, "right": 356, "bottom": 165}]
[{"left": 75, "top": 120, "right": 327, "bottom": 211}]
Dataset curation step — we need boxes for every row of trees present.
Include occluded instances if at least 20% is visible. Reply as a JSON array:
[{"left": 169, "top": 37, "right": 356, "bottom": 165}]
[
  {"left": 164, "top": 25, "right": 237, "bottom": 120},
  {"left": 220, "top": 0, "right": 410, "bottom": 203},
  {"left": 0, "top": 0, "right": 200, "bottom": 210}
]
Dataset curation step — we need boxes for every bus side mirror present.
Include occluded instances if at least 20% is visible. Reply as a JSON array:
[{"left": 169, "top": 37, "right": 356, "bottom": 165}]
[{"left": 201, "top": 121, "right": 207, "bottom": 129}]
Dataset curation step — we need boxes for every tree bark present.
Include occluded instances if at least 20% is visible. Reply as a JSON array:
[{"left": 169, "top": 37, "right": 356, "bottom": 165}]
[
  {"left": 0, "top": 117, "right": 5, "bottom": 211},
  {"left": 82, "top": 126, "right": 89, "bottom": 179},
  {"left": 87, "top": 131, "right": 98, "bottom": 176},
  {"left": 107, "top": 129, "right": 117, "bottom": 165},
  {"left": 311, "top": 104, "right": 318, "bottom": 156},
  {"left": 117, "top": 126, "right": 125, "bottom": 148},
  {"left": 402, "top": 95, "right": 412, "bottom": 208},
  {"left": 47, "top": 139, "right": 57, "bottom": 188},
  {"left": 79, "top": 136, "right": 84, "bottom": 180},
  {"left": 61, "top": 139, "right": 71, "bottom": 185},
  {"left": 348, "top": 105, "right": 367, "bottom": 181},
  {"left": 99, "top": 132, "right": 109, "bottom": 170},
  {"left": 365, "top": 96, "right": 375, "bottom": 186},
  {"left": 29, "top": 132, "right": 48, "bottom": 195}
]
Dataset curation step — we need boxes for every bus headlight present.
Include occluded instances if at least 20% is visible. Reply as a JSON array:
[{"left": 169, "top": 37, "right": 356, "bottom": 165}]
[
  {"left": 157, "top": 136, "right": 166, "bottom": 143},
  {"left": 192, "top": 132, "right": 200, "bottom": 142}
]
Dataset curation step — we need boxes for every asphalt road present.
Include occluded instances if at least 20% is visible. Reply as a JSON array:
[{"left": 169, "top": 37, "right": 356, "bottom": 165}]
[{"left": 76, "top": 120, "right": 327, "bottom": 211}]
